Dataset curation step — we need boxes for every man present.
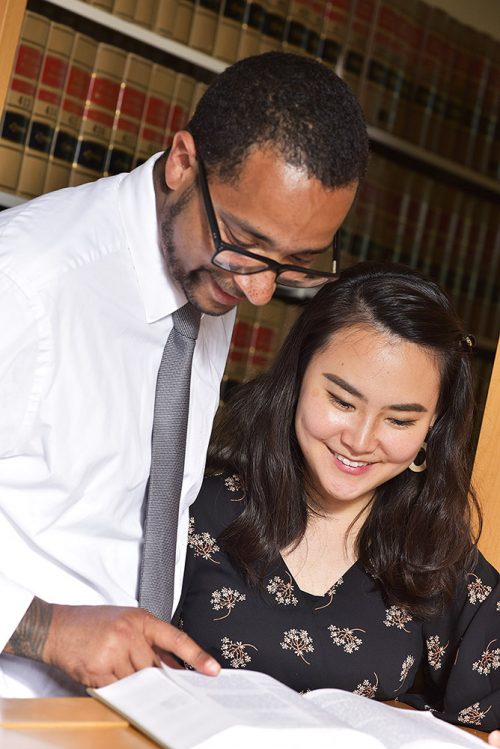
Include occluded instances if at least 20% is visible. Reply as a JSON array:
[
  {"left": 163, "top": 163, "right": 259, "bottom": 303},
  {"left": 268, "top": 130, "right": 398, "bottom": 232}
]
[{"left": 0, "top": 51, "right": 368, "bottom": 696}]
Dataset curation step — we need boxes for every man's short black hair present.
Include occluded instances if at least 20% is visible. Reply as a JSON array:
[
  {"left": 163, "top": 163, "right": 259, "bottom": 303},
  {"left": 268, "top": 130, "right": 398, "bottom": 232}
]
[{"left": 187, "top": 51, "right": 369, "bottom": 188}]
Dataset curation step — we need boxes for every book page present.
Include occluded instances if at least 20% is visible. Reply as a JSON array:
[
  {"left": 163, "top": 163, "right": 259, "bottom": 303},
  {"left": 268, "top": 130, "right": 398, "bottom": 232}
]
[
  {"left": 90, "top": 667, "right": 235, "bottom": 749},
  {"left": 197, "top": 724, "right": 383, "bottom": 749},
  {"left": 91, "top": 666, "right": 382, "bottom": 749},
  {"left": 163, "top": 666, "right": 333, "bottom": 728},
  {"left": 304, "top": 689, "right": 484, "bottom": 749}
]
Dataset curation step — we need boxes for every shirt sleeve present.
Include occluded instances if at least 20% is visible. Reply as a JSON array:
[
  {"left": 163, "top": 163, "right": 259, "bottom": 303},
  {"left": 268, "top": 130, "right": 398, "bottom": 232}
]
[
  {"left": 0, "top": 271, "right": 40, "bottom": 646},
  {"left": 414, "top": 552, "right": 500, "bottom": 732},
  {"left": 0, "top": 271, "right": 41, "bottom": 456},
  {"left": 0, "top": 575, "right": 35, "bottom": 651}
]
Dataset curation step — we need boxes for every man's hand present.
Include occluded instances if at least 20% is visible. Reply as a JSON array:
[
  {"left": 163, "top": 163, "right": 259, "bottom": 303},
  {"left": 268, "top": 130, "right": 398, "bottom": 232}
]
[
  {"left": 489, "top": 731, "right": 500, "bottom": 746},
  {"left": 5, "top": 597, "right": 220, "bottom": 687}
]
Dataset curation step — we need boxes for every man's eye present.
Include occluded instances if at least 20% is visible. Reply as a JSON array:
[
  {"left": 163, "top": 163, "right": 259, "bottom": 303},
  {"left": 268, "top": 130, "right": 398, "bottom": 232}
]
[
  {"left": 223, "top": 225, "right": 253, "bottom": 249},
  {"left": 291, "top": 253, "right": 315, "bottom": 266}
]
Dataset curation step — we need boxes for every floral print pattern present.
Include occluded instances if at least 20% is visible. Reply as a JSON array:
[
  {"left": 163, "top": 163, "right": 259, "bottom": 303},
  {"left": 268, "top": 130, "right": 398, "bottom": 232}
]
[
  {"left": 211, "top": 587, "right": 246, "bottom": 620},
  {"left": 354, "top": 673, "right": 379, "bottom": 698},
  {"left": 188, "top": 517, "right": 220, "bottom": 563},
  {"left": 267, "top": 572, "right": 298, "bottom": 606},
  {"left": 221, "top": 637, "right": 258, "bottom": 668},
  {"left": 314, "top": 577, "right": 344, "bottom": 611},
  {"left": 458, "top": 703, "right": 492, "bottom": 727},
  {"left": 328, "top": 625, "right": 365, "bottom": 654},
  {"left": 383, "top": 606, "right": 413, "bottom": 633},
  {"left": 472, "top": 640, "right": 500, "bottom": 675},
  {"left": 281, "top": 629, "right": 314, "bottom": 664},
  {"left": 395, "top": 655, "right": 415, "bottom": 692},
  {"left": 467, "top": 574, "right": 492, "bottom": 604},
  {"left": 426, "top": 635, "right": 448, "bottom": 670},
  {"left": 224, "top": 473, "right": 244, "bottom": 500}
]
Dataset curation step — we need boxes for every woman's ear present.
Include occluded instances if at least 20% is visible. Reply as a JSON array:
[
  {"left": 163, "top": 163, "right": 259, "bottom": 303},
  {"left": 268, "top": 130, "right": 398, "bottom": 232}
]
[{"left": 164, "top": 131, "right": 198, "bottom": 191}]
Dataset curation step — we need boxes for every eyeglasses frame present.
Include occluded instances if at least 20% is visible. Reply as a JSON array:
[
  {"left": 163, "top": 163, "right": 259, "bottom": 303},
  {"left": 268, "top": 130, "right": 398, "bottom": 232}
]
[{"left": 196, "top": 155, "right": 340, "bottom": 287}]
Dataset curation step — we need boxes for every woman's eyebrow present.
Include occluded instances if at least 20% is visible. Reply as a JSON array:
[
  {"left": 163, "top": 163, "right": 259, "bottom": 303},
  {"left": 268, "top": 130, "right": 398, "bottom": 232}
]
[
  {"left": 323, "top": 373, "right": 364, "bottom": 399},
  {"left": 388, "top": 403, "right": 428, "bottom": 413},
  {"left": 323, "top": 373, "right": 428, "bottom": 412}
]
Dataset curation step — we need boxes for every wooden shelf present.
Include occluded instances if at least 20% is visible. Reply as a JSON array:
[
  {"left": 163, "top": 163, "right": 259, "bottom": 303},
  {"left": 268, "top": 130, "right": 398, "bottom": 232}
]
[
  {"left": 367, "top": 126, "right": 500, "bottom": 198},
  {"left": 0, "top": 190, "right": 26, "bottom": 209},
  {"left": 45, "top": 0, "right": 227, "bottom": 74}
]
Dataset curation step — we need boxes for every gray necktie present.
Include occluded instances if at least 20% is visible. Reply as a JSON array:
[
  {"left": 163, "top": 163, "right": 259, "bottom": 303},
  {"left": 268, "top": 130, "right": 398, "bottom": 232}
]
[{"left": 138, "top": 302, "right": 201, "bottom": 621}]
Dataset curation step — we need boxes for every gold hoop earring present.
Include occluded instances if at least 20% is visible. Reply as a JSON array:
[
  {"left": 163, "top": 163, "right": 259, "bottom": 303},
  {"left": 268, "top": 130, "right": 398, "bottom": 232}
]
[{"left": 409, "top": 442, "right": 427, "bottom": 473}]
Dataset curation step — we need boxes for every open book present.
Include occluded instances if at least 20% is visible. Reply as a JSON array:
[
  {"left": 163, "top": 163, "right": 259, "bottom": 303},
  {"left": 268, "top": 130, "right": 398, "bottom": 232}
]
[{"left": 89, "top": 664, "right": 485, "bottom": 749}]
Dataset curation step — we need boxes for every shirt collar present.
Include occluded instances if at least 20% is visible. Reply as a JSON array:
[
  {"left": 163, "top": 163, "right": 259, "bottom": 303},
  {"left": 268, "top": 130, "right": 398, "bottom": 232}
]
[{"left": 118, "top": 152, "right": 187, "bottom": 323}]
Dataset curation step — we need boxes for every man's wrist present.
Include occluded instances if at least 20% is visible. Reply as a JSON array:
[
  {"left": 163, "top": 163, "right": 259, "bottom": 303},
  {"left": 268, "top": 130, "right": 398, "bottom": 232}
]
[{"left": 4, "top": 597, "right": 53, "bottom": 662}]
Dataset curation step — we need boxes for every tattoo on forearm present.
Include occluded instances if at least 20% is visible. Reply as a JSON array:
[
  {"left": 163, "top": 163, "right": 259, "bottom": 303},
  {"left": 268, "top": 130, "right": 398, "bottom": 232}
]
[{"left": 5, "top": 598, "right": 53, "bottom": 660}]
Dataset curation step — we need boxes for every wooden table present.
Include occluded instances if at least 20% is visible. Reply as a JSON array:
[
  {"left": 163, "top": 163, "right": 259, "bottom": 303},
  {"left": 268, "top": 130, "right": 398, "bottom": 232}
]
[
  {"left": 0, "top": 696, "right": 489, "bottom": 748},
  {"left": 0, "top": 698, "right": 156, "bottom": 749}
]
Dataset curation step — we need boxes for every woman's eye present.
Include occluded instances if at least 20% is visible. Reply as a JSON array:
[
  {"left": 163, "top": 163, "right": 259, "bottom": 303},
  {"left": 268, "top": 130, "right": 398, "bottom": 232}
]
[
  {"left": 329, "top": 393, "right": 352, "bottom": 410},
  {"left": 388, "top": 418, "right": 417, "bottom": 428}
]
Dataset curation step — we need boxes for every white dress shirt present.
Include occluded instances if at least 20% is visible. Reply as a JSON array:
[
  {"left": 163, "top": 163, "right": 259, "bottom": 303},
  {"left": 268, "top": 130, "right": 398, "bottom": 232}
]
[{"left": 0, "top": 153, "right": 235, "bottom": 697}]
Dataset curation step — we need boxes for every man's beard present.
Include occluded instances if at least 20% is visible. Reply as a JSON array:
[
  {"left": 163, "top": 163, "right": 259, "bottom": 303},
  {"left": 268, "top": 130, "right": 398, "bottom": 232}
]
[{"left": 159, "top": 189, "right": 243, "bottom": 316}]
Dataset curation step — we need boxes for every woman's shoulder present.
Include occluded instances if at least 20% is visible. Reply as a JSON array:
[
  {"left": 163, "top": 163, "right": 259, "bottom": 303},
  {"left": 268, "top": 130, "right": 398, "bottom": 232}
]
[
  {"left": 189, "top": 471, "right": 246, "bottom": 535},
  {"left": 466, "top": 547, "right": 500, "bottom": 593},
  {"left": 446, "top": 547, "right": 500, "bottom": 614},
  {"left": 465, "top": 546, "right": 500, "bottom": 585}
]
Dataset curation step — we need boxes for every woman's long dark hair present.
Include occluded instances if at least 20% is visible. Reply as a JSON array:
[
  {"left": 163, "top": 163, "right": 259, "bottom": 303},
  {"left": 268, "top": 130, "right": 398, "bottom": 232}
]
[{"left": 208, "top": 262, "right": 481, "bottom": 618}]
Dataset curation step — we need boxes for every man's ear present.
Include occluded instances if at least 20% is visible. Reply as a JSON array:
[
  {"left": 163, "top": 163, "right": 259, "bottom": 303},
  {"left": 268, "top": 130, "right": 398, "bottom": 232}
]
[{"left": 164, "top": 131, "right": 197, "bottom": 191}]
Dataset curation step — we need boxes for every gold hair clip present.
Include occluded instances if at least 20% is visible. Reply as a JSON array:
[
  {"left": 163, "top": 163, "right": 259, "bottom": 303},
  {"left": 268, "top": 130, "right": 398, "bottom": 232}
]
[{"left": 461, "top": 334, "right": 476, "bottom": 352}]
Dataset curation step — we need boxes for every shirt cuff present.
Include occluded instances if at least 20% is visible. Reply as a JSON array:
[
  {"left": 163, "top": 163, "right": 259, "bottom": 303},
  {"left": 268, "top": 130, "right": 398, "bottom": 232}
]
[{"left": 0, "top": 574, "right": 34, "bottom": 651}]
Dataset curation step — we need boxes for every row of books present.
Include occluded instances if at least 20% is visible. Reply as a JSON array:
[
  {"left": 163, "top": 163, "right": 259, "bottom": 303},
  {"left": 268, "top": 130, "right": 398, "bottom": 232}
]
[
  {"left": 0, "top": 10, "right": 208, "bottom": 197},
  {"left": 1, "top": 16, "right": 498, "bottom": 343},
  {"left": 221, "top": 295, "right": 304, "bottom": 396},
  {"left": 341, "top": 152, "right": 500, "bottom": 345},
  {"left": 1, "top": 0, "right": 499, "bottom": 198},
  {"left": 76, "top": 0, "right": 500, "bottom": 179}
]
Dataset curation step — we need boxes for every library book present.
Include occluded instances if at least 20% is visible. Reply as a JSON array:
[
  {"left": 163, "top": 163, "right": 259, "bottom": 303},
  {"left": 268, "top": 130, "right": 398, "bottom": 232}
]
[{"left": 89, "top": 663, "right": 486, "bottom": 749}]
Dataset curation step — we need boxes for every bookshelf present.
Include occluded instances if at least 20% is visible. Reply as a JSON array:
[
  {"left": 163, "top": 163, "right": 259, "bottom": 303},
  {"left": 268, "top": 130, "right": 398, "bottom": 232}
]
[
  {"left": 0, "top": 1, "right": 499, "bottom": 380},
  {"left": 366, "top": 125, "right": 500, "bottom": 197},
  {"left": 0, "top": 0, "right": 26, "bottom": 113},
  {"left": 1, "top": 0, "right": 499, "bottom": 197}
]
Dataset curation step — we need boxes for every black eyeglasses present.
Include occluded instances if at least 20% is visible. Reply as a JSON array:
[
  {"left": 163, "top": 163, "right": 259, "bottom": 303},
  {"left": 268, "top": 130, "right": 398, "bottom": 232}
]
[{"left": 197, "top": 156, "right": 340, "bottom": 289}]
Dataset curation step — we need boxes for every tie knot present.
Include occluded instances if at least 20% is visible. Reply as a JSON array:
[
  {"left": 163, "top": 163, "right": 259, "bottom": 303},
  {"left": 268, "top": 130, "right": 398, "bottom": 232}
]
[{"left": 173, "top": 302, "right": 201, "bottom": 340}]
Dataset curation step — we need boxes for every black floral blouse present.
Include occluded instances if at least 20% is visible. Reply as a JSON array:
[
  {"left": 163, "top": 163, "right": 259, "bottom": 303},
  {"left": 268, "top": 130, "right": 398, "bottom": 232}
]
[{"left": 175, "top": 473, "right": 500, "bottom": 731}]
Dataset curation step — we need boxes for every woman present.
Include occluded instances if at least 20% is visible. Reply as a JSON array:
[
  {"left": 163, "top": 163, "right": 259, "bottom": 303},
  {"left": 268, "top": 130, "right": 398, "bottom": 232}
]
[{"left": 176, "top": 262, "right": 499, "bottom": 733}]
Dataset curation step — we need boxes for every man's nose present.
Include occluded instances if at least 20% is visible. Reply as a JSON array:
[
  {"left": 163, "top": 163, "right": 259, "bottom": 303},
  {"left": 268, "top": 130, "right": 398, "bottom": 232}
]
[{"left": 233, "top": 271, "right": 277, "bottom": 306}]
